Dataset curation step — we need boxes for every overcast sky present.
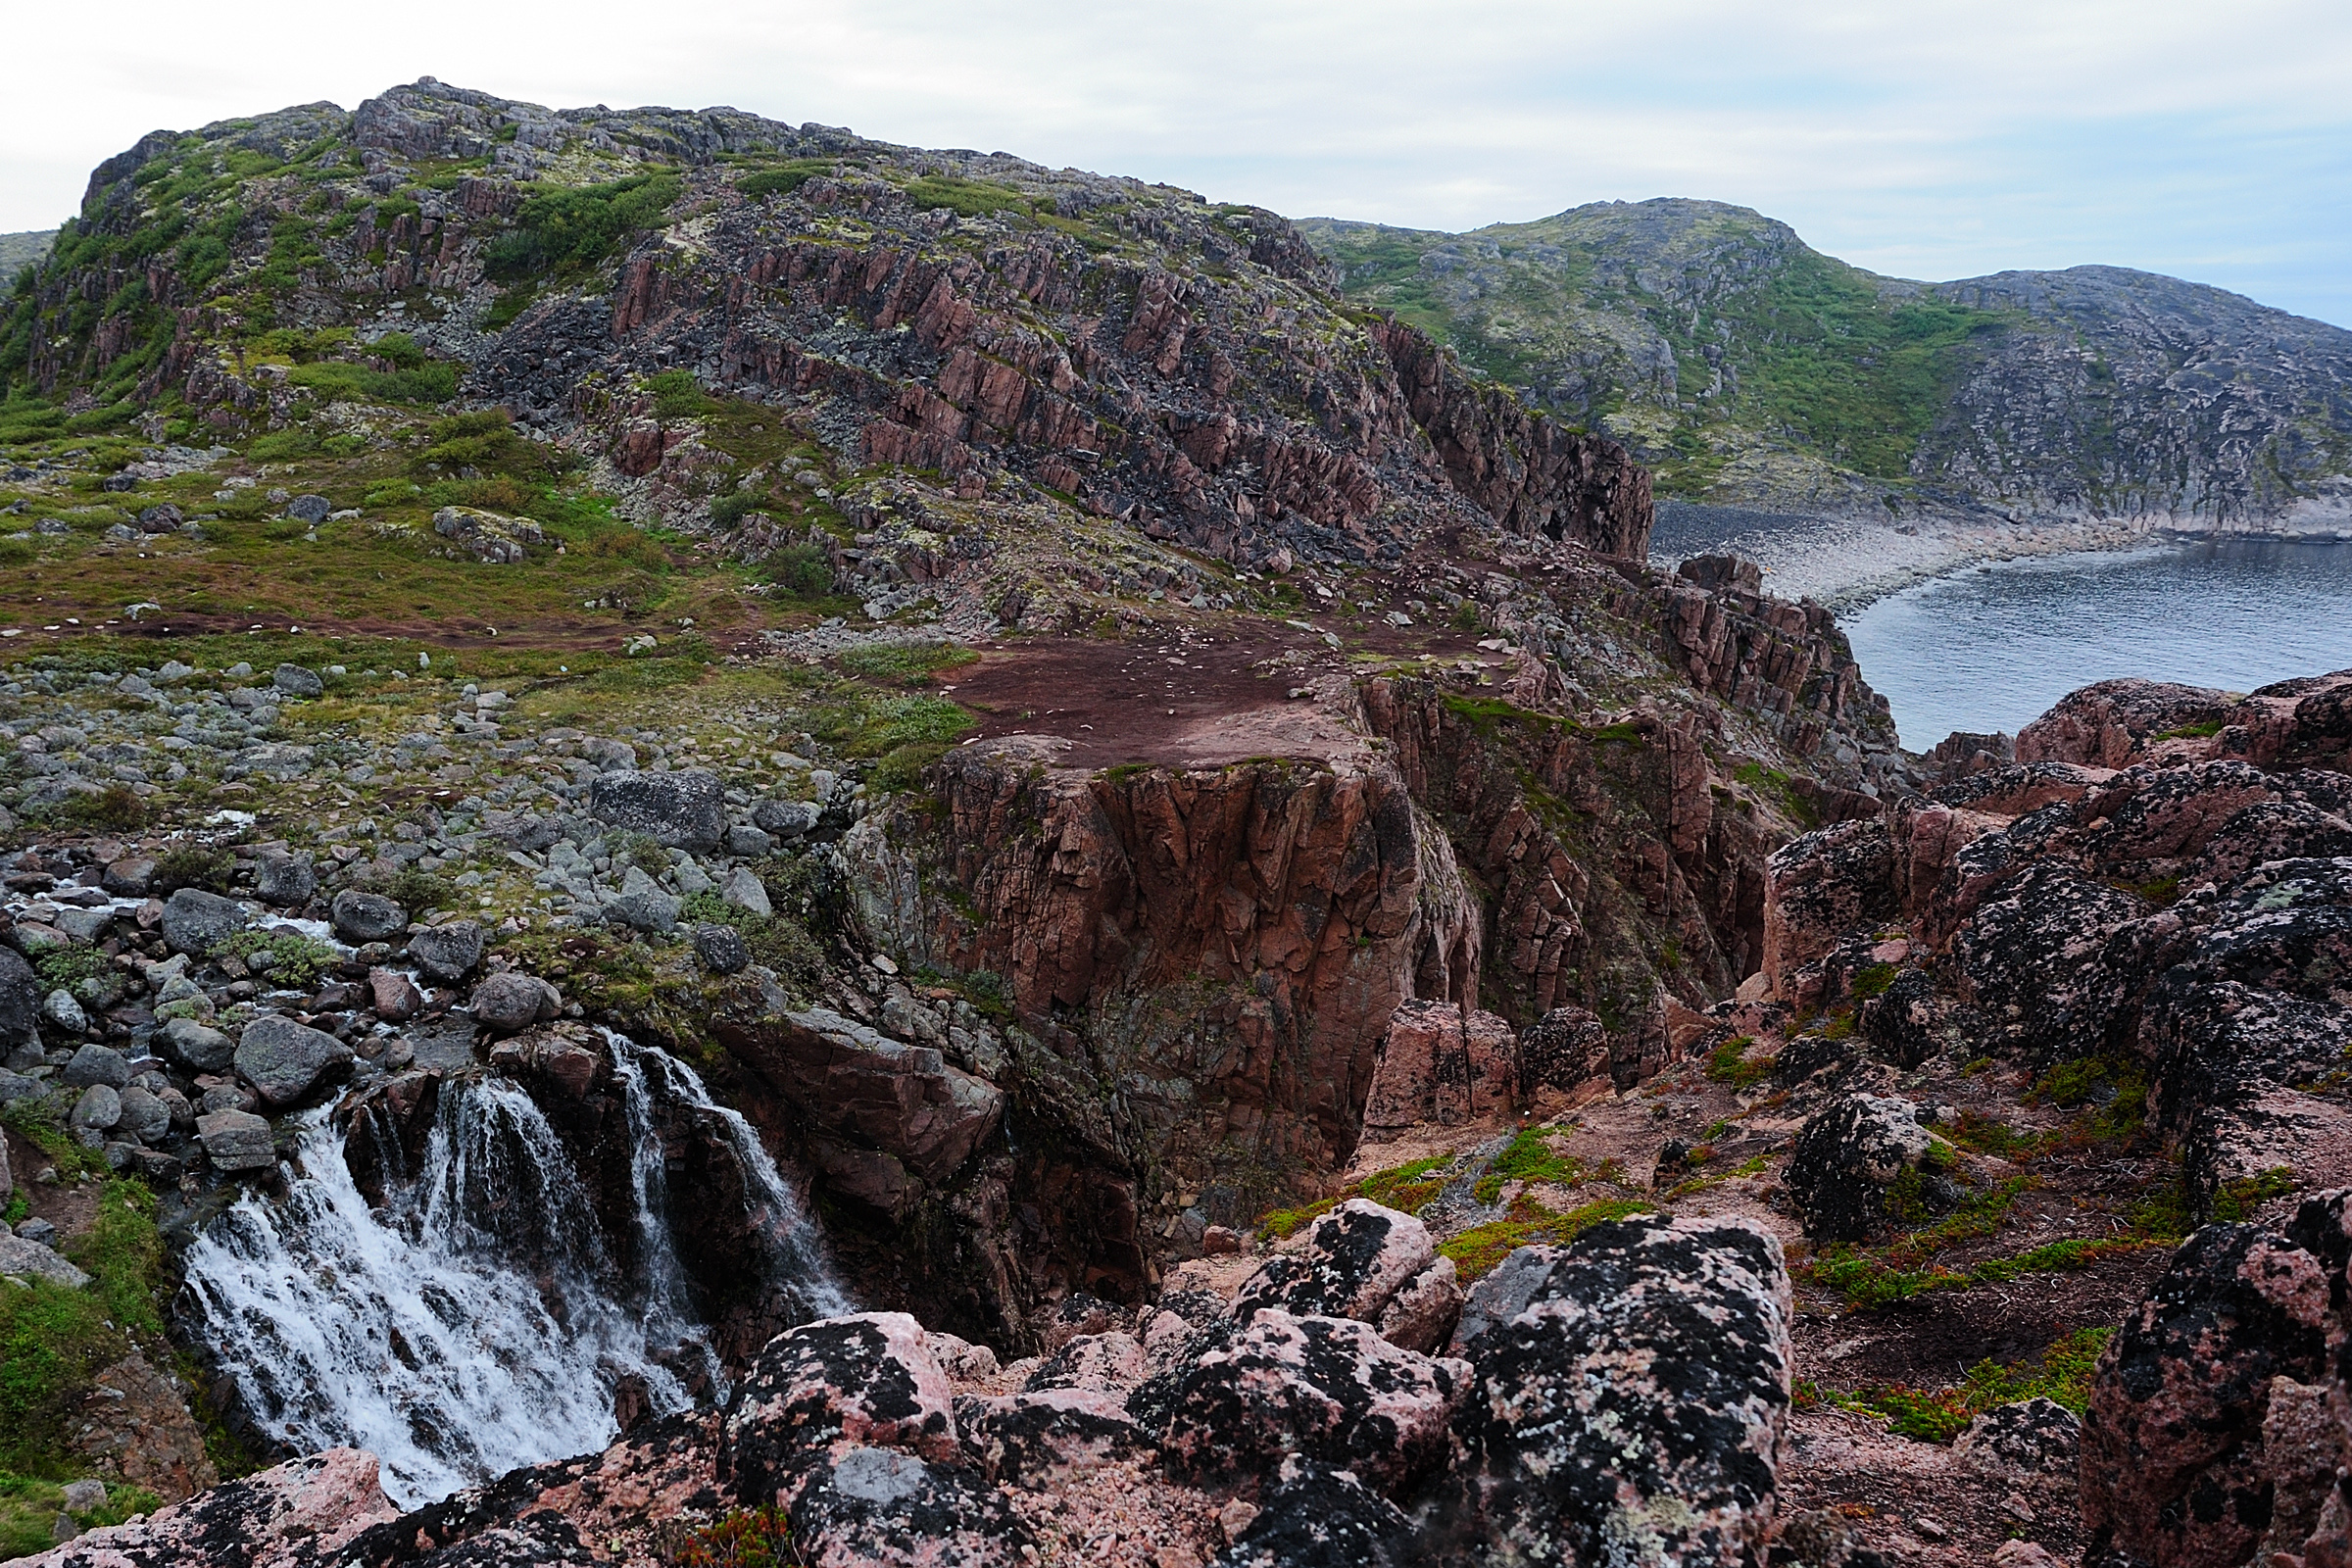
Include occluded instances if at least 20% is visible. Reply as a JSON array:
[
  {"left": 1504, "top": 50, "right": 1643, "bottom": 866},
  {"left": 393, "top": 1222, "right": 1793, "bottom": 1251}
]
[{"left": 7, "top": 0, "right": 2350, "bottom": 324}]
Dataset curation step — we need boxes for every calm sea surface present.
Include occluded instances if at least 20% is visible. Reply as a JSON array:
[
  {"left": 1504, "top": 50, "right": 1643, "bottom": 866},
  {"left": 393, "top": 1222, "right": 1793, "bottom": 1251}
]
[{"left": 1841, "top": 537, "right": 2352, "bottom": 750}]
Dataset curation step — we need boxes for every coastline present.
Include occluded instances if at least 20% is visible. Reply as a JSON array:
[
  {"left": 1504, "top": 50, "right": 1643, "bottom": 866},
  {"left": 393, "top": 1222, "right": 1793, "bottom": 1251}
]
[{"left": 1650, "top": 505, "right": 2352, "bottom": 612}]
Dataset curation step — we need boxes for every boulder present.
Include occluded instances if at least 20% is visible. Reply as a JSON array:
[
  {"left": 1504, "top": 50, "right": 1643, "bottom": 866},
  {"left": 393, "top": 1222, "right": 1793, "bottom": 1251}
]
[
  {"left": 1153, "top": 1307, "right": 1467, "bottom": 1495},
  {"left": 718, "top": 1312, "right": 959, "bottom": 1505},
  {"left": 368, "top": 968, "right": 422, "bottom": 1023},
  {"left": 1375, "top": 1256, "right": 1464, "bottom": 1354},
  {"left": 1360, "top": 1001, "right": 1518, "bottom": 1134},
  {"left": 1515, "top": 1004, "right": 1612, "bottom": 1095},
  {"left": 1020, "top": 1332, "right": 1147, "bottom": 1395},
  {"left": 100, "top": 857, "right": 156, "bottom": 896},
  {"left": 752, "top": 797, "right": 821, "bottom": 840},
  {"left": 1215, "top": 1456, "right": 1413, "bottom": 1568},
  {"left": 233, "top": 1014, "right": 354, "bottom": 1108},
  {"left": 0, "top": 1233, "right": 92, "bottom": 1289},
  {"left": 63, "top": 1044, "right": 130, "bottom": 1089},
  {"left": 0, "top": 946, "right": 37, "bottom": 1048},
  {"left": 1232, "top": 1200, "right": 1436, "bottom": 1327},
  {"left": 722, "top": 864, "right": 772, "bottom": 917},
  {"left": 1858, "top": 966, "right": 1941, "bottom": 1068},
  {"left": 779, "top": 1446, "right": 1034, "bottom": 1567},
  {"left": 196, "top": 1108, "right": 275, "bottom": 1172},
  {"left": 6, "top": 1447, "right": 397, "bottom": 1566},
  {"left": 72, "top": 1084, "right": 122, "bottom": 1132},
  {"left": 406, "top": 920, "right": 484, "bottom": 982},
  {"left": 693, "top": 923, "right": 750, "bottom": 974},
  {"left": 956, "top": 1388, "right": 1148, "bottom": 1485},
  {"left": 330, "top": 890, "right": 408, "bottom": 944},
  {"left": 606, "top": 866, "right": 679, "bottom": 934},
  {"left": 1954, "top": 1396, "right": 2080, "bottom": 1480},
  {"left": 43, "top": 990, "right": 90, "bottom": 1034},
  {"left": 1785, "top": 1094, "right": 1943, "bottom": 1244},
  {"left": 158, "top": 1016, "right": 235, "bottom": 1072},
  {"left": 2082, "top": 1220, "right": 2332, "bottom": 1568},
  {"left": 469, "top": 972, "right": 562, "bottom": 1035},
  {"left": 2017, "top": 677, "right": 2235, "bottom": 768},
  {"left": 588, "top": 768, "right": 725, "bottom": 852},
  {"left": 1761, "top": 819, "right": 1895, "bottom": 999},
  {"left": 161, "top": 888, "right": 248, "bottom": 956},
  {"left": 114, "top": 1085, "right": 172, "bottom": 1144},
  {"left": 1439, "top": 1215, "right": 1791, "bottom": 1568},
  {"left": 1040, "top": 1293, "right": 1121, "bottom": 1352},
  {"left": 430, "top": 505, "right": 545, "bottom": 563},
  {"left": 253, "top": 852, "right": 316, "bottom": 906},
  {"left": 283, "top": 494, "right": 332, "bottom": 525}
]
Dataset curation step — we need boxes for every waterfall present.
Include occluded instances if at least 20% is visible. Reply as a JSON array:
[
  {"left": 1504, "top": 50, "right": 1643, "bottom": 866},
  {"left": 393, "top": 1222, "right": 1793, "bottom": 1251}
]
[{"left": 180, "top": 1037, "right": 848, "bottom": 1507}]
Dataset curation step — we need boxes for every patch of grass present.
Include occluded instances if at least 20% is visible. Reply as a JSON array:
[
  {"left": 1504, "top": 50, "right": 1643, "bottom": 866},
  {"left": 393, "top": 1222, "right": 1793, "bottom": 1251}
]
[
  {"left": 2030, "top": 1055, "right": 2152, "bottom": 1148},
  {"left": 676, "top": 891, "right": 825, "bottom": 997},
  {"left": 902, "top": 175, "right": 1036, "bottom": 220},
  {"left": 1848, "top": 961, "right": 1897, "bottom": 1001},
  {"left": 815, "top": 694, "right": 975, "bottom": 759},
  {"left": 1703, "top": 1035, "right": 1776, "bottom": 1090},
  {"left": 1942, "top": 1109, "right": 2045, "bottom": 1159},
  {"left": 1, "top": 1180, "right": 163, "bottom": 1475},
  {"left": 837, "top": 642, "right": 979, "bottom": 687},
  {"left": 868, "top": 742, "right": 949, "bottom": 795},
  {"left": 761, "top": 542, "right": 834, "bottom": 599},
  {"left": 1439, "top": 1195, "right": 1655, "bottom": 1281},
  {"left": 1473, "top": 1126, "right": 1583, "bottom": 1204},
  {"left": 47, "top": 783, "right": 147, "bottom": 832},
  {"left": 0, "top": 1475, "right": 161, "bottom": 1559},
  {"left": 2154, "top": 719, "right": 2225, "bottom": 741},
  {"left": 376, "top": 864, "right": 452, "bottom": 916},
  {"left": 2212, "top": 1166, "right": 2298, "bottom": 1223},
  {"left": 1801, "top": 1326, "right": 2114, "bottom": 1445}
]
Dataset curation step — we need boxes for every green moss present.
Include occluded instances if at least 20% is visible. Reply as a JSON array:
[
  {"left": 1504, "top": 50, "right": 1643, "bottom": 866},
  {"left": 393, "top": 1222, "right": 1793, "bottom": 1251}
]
[
  {"left": 1847, "top": 961, "right": 1897, "bottom": 1001},
  {"left": 219, "top": 930, "right": 339, "bottom": 990},
  {"left": 1801, "top": 1326, "right": 2113, "bottom": 1445},
  {"left": 1440, "top": 1196, "right": 1655, "bottom": 1281},
  {"left": 484, "top": 173, "right": 682, "bottom": 280},
  {"left": 1473, "top": 1126, "right": 1584, "bottom": 1203},
  {"left": 0, "top": 1474, "right": 162, "bottom": 1558},
  {"left": 675, "top": 1502, "right": 806, "bottom": 1566},
  {"left": 1702, "top": 1035, "right": 1775, "bottom": 1090},
  {"left": 0, "top": 1181, "right": 164, "bottom": 1475}
]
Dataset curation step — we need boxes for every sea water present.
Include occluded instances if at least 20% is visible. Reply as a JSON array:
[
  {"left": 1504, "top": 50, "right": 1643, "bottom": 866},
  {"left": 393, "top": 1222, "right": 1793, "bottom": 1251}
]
[{"left": 1841, "top": 537, "right": 2352, "bottom": 749}]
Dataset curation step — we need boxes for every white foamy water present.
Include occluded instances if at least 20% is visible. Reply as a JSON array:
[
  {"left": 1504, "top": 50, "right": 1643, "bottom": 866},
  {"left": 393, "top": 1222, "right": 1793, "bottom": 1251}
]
[{"left": 181, "top": 1035, "right": 846, "bottom": 1506}]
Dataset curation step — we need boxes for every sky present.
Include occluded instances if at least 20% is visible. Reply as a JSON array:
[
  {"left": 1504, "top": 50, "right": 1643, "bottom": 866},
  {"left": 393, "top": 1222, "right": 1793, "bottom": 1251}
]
[{"left": 5, "top": 0, "right": 2351, "bottom": 325}]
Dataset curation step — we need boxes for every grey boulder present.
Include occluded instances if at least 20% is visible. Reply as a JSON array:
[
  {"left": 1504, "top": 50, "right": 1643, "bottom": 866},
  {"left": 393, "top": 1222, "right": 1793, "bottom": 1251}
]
[
  {"left": 196, "top": 1108, "right": 274, "bottom": 1172},
  {"left": 234, "top": 1014, "right": 355, "bottom": 1108},
  {"left": 0, "top": 1234, "right": 90, "bottom": 1288},
  {"left": 330, "top": 890, "right": 409, "bottom": 943},
  {"left": 283, "top": 495, "right": 332, "bottom": 525},
  {"left": 470, "top": 972, "right": 562, "bottom": 1034},
  {"left": 254, "top": 852, "right": 317, "bottom": 906},
  {"left": 161, "top": 888, "right": 249, "bottom": 956},
  {"left": 407, "top": 920, "right": 485, "bottom": 982},
  {"left": 752, "top": 797, "right": 821, "bottom": 840},
  {"left": 589, "top": 768, "right": 725, "bottom": 852},
  {"left": 693, "top": 922, "right": 751, "bottom": 974},
  {"left": 43, "top": 990, "right": 90, "bottom": 1035},
  {"left": 272, "top": 662, "right": 325, "bottom": 698},
  {"left": 72, "top": 1083, "right": 122, "bottom": 1132},
  {"left": 607, "top": 866, "right": 679, "bottom": 934},
  {"left": 0, "top": 947, "right": 38, "bottom": 1046},
  {"left": 158, "top": 1016, "right": 236, "bottom": 1072},
  {"left": 63, "top": 1044, "right": 130, "bottom": 1089},
  {"left": 115, "top": 1085, "right": 172, "bottom": 1143}
]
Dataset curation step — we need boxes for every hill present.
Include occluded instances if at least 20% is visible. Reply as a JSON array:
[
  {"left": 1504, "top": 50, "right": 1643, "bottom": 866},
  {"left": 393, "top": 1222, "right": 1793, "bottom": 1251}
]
[
  {"left": 1300, "top": 200, "right": 2352, "bottom": 530},
  {"left": 0, "top": 229, "right": 53, "bottom": 281}
]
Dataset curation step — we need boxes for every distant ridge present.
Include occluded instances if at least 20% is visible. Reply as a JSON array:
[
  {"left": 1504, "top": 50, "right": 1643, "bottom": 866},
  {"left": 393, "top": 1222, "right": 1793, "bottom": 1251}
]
[
  {"left": 0, "top": 228, "right": 54, "bottom": 281},
  {"left": 1301, "top": 201, "right": 2352, "bottom": 531}
]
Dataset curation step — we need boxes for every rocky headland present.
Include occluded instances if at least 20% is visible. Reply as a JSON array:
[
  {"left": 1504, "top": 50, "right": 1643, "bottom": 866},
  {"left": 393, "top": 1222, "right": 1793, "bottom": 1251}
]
[{"left": 0, "top": 76, "right": 2347, "bottom": 1568}]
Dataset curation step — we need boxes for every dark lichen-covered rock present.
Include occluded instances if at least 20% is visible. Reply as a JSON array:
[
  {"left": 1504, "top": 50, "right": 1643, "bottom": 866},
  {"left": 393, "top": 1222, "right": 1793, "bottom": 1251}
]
[
  {"left": 588, "top": 767, "right": 726, "bottom": 852},
  {"left": 2081, "top": 1221, "right": 2331, "bottom": 1568},
  {"left": 1019, "top": 1331, "right": 1146, "bottom": 1394},
  {"left": 781, "top": 1446, "right": 1035, "bottom": 1568},
  {"left": 1152, "top": 1307, "right": 1467, "bottom": 1495},
  {"left": 1859, "top": 966, "right": 1941, "bottom": 1069},
  {"left": 1953, "top": 1396, "right": 2081, "bottom": 1479},
  {"left": 1762, "top": 818, "right": 1894, "bottom": 999},
  {"left": 1231, "top": 1200, "right": 1436, "bottom": 1328},
  {"left": 1515, "top": 1004, "right": 1612, "bottom": 1096},
  {"left": 1952, "top": 861, "right": 2145, "bottom": 1064},
  {"left": 1215, "top": 1456, "right": 1412, "bottom": 1568},
  {"left": 1439, "top": 1215, "right": 1791, "bottom": 1567},
  {"left": 14, "top": 1447, "right": 398, "bottom": 1566},
  {"left": 956, "top": 1388, "right": 1147, "bottom": 1485},
  {"left": 253, "top": 850, "right": 317, "bottom": 906},
  {"left": 1785, "top": 1094, "right": 1943, "bottom": 1244},
  {"left": 0, "top": 944, "right": 37, "bottom": 1050},
  {"left": 719, "top": 1312, "right": 959, "bottom": 1506}
]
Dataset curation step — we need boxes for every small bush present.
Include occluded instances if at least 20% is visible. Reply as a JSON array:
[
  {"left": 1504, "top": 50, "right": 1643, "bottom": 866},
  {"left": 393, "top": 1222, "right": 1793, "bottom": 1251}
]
[
  {"left": 606, "top": 830, "right": 672, "bottom": 879},
  {"left": 377, "top": 865, "right": 452, "bottom": 915},
  {"left": 710, "top": 491, "right": 759, "bottom": 528},
  {"left": 153, "top": 842, "right": 237, "bottom": 895},
  {"left": 739, "top": 169, "right": 817, "bottom": 201},
  {"left": 647, "top": 370, "right": 713, "bottom": 420},
  {"left": 675, "top": 1504, "right": 806, "bottom": 1566},
  {"left": 484, "top": 173, "right": 682, "bottom": 279},
  {"left": 34, "top": 947, "right": 110, "bottom": 993},
  {"left": 762, "top": 542, "right": 833, "bottom": 598},
  {"left": 220, "top": 930, "right": 339, "bottom": 990},
  {"left": 868, "top": 742, "right": 947, "bottom": 795},
  {"left": 51, "top": 783, "right": 147, "bottom": 832}
]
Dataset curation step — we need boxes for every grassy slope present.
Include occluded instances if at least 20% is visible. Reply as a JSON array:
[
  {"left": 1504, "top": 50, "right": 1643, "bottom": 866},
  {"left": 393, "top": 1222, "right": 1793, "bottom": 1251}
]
[{"left": 1302, "top": 202, "right": 2010, "bottom": 499}]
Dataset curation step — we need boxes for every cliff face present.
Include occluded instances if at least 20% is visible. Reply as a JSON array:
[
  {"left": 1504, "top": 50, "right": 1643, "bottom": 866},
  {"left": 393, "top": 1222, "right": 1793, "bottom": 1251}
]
[{"left": 1304, "top": 200, "right": 2352, "bottom": 529}]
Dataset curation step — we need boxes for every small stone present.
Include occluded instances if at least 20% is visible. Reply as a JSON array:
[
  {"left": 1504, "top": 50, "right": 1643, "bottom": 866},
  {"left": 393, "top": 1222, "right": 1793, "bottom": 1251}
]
[
  {"left": 368, "top": 967, "right": 423, "bottom": 1022},
  {"left": 61, "top": 1480, "right": 106, "bottom": 1512},
  {"left": 44, "top": 991, "right": 92, "bottom": 1036},
  {"left": 73, "top": 1082, "right": 122, "bottom": 1131},
  {"left": 693, "top": 923, "right": 751, "bottom": 974},
  {"left": 406, "top": 919, "right": 484, "bottom": 981},
  {"left": 722, "top": 863, "right": 772, "bottom": 917},
  {"left": 101, "top": 857, "right": 158, "bottom": 896},
  {"left": 469, "top": 971, "right": 561, "bottom": 1034},
  {"left": 0, "top": 1233, "right": 90, "bottom": 1288},
  {"left": 196, "top": 1108, "right": 274, "bottom": 1172},
  {"left": 158, "top": 1016, "right": 235, "bottom": 1072},
  {"left": 254, "top": 852, "right": 317, "bottom": 906},
  {"left": 726, "top": 823, "right": 774, "bottom": 858}
]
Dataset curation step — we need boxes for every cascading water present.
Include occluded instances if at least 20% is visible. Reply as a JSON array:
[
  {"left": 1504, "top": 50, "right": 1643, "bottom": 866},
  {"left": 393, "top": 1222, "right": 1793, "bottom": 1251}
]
[{"left": 179, "top": 1035, "right": 848, "bottom": 1507}]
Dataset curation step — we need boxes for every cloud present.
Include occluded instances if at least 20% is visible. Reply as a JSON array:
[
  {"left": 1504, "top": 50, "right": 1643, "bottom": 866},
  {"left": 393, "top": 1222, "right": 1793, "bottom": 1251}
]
[{"left": 4, "top": 0, "right": 2350, "bottom": 322}]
